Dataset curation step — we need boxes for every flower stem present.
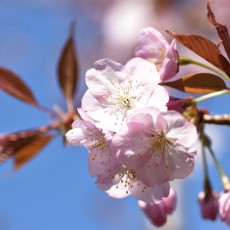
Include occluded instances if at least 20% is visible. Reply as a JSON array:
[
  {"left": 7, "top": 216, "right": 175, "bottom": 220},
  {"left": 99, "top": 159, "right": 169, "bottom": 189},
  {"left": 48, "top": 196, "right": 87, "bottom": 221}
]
[
  {"left": 179, "top": 57, "right": 229, "bottom": 80},
  {"left": 192, "top": 90, "right": 230, "bottom": 104},
  {"left": 36, "top": 104, "right": 60, "bottom": 118},
  {"left": 207, "top": 145, "right": 229, "bottom": 190},
  {"left": 200, "top": 133, "right": 212, "bottom": 192},
  {"left": 203, "top": 114, "right": 230, "bottom": 126},
  {"left": 202, "top": 140, "right": 209, "bottom": 180}
]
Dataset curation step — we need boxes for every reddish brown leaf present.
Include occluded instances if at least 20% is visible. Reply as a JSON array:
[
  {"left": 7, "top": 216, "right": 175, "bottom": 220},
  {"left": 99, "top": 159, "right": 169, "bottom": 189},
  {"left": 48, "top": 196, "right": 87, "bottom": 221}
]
[
  {"left": 0, "top": 126, "right": 51, "bottom": 164},
  {"left": 207, "top": 2, "right": 230, "bottom": 60},
  {"left": 218, "top": 52, "right": 230, "bottom": 77},
  {"left": 160, "top": 73, "right": 228, "bottom": 94},
  {"left": 14, "top": 133, "right": 53, "bottom": 169},
  {"left": 164, "top": 29, "right": 230, "bottom": 77},
  {"left": 0, "top": 67, "right": 38, "bottom": 105},
  {"left": 58, "top": 22, "right": 78, "bottom": 102}
]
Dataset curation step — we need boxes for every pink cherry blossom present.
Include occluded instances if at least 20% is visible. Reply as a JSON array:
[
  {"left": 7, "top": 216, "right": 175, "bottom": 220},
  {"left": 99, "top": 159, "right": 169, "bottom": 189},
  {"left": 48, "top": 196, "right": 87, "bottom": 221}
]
[
  {"left": 81, "top": 57, "right": 169, "bottom": 132},
  {"left": 65, "top": 119, "right": 114, "bottom": 176},
  {"left": 138, "top": 187, "right": 176, "bottom": 227},
  {"left": 112, "top": 107, "right": 197, "bottom": 186},
  {"left": 135, "top": 27, "right": 178, "bottom": 81},
  {"left": 97, "top": 164, "right": 170, "bottom": 203},
  {"left": 198, "top": 190, "right": 219, "bottom": 221},
  {"left": 219, "top": 190, "right": 230, "bottom": 226}
]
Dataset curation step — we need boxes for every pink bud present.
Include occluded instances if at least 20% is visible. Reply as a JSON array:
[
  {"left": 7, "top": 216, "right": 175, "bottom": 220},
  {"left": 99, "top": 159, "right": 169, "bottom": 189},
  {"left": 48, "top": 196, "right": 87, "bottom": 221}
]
[
  {"left": 163, "top": 187, "right": 177, "bottom": 214},
  {"left": 219, "top": 190, "right": 230, "bottom": 226},
  {"left": 198, "top": 191, "right": 219, "bottom": 221},
  {"left": 167, "top": 96, "right": 193, "bottom": 113},
  {"left": 138, "top": 201, "right": 167, "bottom": 227},
  {"left": 138, "top": 188, "right": 177, "bottom": 227}
]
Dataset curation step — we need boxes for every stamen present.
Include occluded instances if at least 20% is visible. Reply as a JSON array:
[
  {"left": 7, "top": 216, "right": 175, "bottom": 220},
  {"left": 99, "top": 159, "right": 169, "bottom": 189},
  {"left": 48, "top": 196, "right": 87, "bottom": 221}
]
[
  {"left": 101, "top": 74, "right": 145, "bottom": 126},
  {"left": 113, "top": 169, "right": 142, "bottom": 195},
  {"left": 144, "top": 129, "right": 174, "bottom": 168},
  {"left": 88, "top": 130, "right": 108, "bottom": 165}
]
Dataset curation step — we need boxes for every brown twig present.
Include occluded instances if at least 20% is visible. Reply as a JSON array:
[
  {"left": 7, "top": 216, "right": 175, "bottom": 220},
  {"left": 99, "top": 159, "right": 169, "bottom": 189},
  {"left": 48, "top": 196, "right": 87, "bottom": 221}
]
[{"left": 203, "top": 114, "right": 230, "bottom": 125}]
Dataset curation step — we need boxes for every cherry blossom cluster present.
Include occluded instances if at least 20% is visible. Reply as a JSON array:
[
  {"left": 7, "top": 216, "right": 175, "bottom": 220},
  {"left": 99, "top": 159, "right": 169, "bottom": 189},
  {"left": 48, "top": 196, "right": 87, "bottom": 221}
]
[{"left": 66, "top": 27, "right": 198, "bottom": 227}]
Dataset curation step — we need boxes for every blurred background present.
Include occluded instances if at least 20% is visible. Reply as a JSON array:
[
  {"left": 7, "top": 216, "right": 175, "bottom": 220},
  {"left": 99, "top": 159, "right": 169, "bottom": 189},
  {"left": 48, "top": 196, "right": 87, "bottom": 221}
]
[{"left": 0, "top": 0, "right": 230, "bottom": 229}]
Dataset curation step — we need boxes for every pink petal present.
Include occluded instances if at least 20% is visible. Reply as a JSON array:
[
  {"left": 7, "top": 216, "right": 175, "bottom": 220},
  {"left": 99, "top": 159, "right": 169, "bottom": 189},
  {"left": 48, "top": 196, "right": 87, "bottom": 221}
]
[
  {"left": 125, "top": 57, "right": 160, "bottom": 89},
  {"left": 138, "top": 201, "right": 167, "bottom": 227},
  {"left": 96, "top": 164, "right": 124, "bottom": 188},
  {"left": 131, "top": 181, "right": 170, "bottom": 203},
  {"left": 162, "top": 187, "right": 177, "bottom": 214},
  {"left": 103, "top": 181, "right": 131, "bottom": 199},
  {"left": 88, "top": 146, "right": 111, "bottom": 176},
  {"left": 82, "top": 91, "right": 120, "bottom": 132},
  {"left": 81, "top": 90, "right": 103, "bottom": 122},
  {"left": 161, "top": 110, "right": 198, "bottom": 147},
  {"left": 160, "top": 39, "right": 179, "bottom": 82},
  {"left": 135, "top": 27, "right": 168, "bottom": 60},
  {"left": 85, "top": 58, "right": 125, "bottom": 99},
  {"left": 148, "top": 85, "right": 169, "bottom": 112},
  {"left": 136, "top": 157, "right": 170, "bottom": 187},
  {"left": 219, "top": 191, "right": 230, "bottom": 225},
  {"left": 65, "top": 128, "right": 85, "bottom": 146},
  {"left": 97, "top": 166, "right": 132, "bottom": 199},
  {"left": 167, "top": 123, "right": 198, "bottom": 147},
  {"left": 162, "top": 146, "right": 196, "bottom": 180},
  {"left": 66, "top": 120, "right": 95, "bottom": 146},
  {"left": 113, "top": 121, "right": 152, "bottom": 168},
  {"left": 127, "top": 110, "right": 155, "bottom": 126}
]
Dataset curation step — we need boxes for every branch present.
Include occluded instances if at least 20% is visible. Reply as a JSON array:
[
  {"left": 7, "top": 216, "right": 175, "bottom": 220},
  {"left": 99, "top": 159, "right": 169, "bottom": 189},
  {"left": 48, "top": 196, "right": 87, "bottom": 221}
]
[{"left": 203, "top": 114, "right": 230, "bottom": 125}]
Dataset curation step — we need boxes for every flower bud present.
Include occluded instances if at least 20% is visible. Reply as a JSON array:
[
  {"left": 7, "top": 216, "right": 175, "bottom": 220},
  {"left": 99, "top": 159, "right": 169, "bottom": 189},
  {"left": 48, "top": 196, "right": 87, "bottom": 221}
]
[
  {"left": 163, "top": 187, "right": 177, "bottom": 214},
  {"left": 219, "top": 190, "right": 230, "bottom": 226},
  {"left": 138, "top": 188, "right": 177, "bottom": 227},
  {"left": 138, "top": 201, "right": 167, "bottom": 227},
  {"left": 198, "top": 190, "right": 219, "bottom": 221},
  {"left": 167, "top": 96, "right": 193, "bottom": 113}
]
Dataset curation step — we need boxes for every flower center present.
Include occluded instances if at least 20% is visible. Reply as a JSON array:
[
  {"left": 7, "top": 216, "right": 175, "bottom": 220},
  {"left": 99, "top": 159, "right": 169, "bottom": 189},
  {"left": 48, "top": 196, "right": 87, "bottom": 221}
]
[
  {"left": 103, "top": 74, "right": 145, "bottom": 126},
  {"left": 113, "top": 168, "right": 147, "bottom": 195},
  {"left": 87, "top": 128, "right": 108, "bottom": 165},
  {"left": 151, "top": 47, "right": 166, "bottom": 71},
  {"left": 144, "top": 129, "right": 173, "bottom": 167},
  {"left": 151, "top": 131, "right": 169, "bottom": 150},
  {"left": 105, "top": 75, "right": 137, "bottom": 110}
]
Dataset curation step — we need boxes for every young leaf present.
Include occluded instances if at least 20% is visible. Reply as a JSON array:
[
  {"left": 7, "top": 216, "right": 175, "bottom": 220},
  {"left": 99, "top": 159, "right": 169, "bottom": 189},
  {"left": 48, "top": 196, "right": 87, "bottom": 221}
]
[
  {"left": 0, "top": 126, "right": 51, "bottom": 164},
  {"left": 0, "top": 67, "right": 38, "bottom": 105},
  {"left": 218, "top": 53, "right": 230, "bottom": 77},
  {"left": 164, "top": 29, "right": 230, "bottom": 77},
  {"left": 58, "top": 22, "right": 78, "bottom": 104},
  {"left": 0, "top": 132, "right": 36, "bottom": 164},
  {"left": 207, "top": 2, "right": 230, "bottom": 60},
  {"left": 14, "top": 133, "right": 53, "bottom": 169},
  {"left": 160, "top": 73, "right": 228, "bottom": 94}
]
